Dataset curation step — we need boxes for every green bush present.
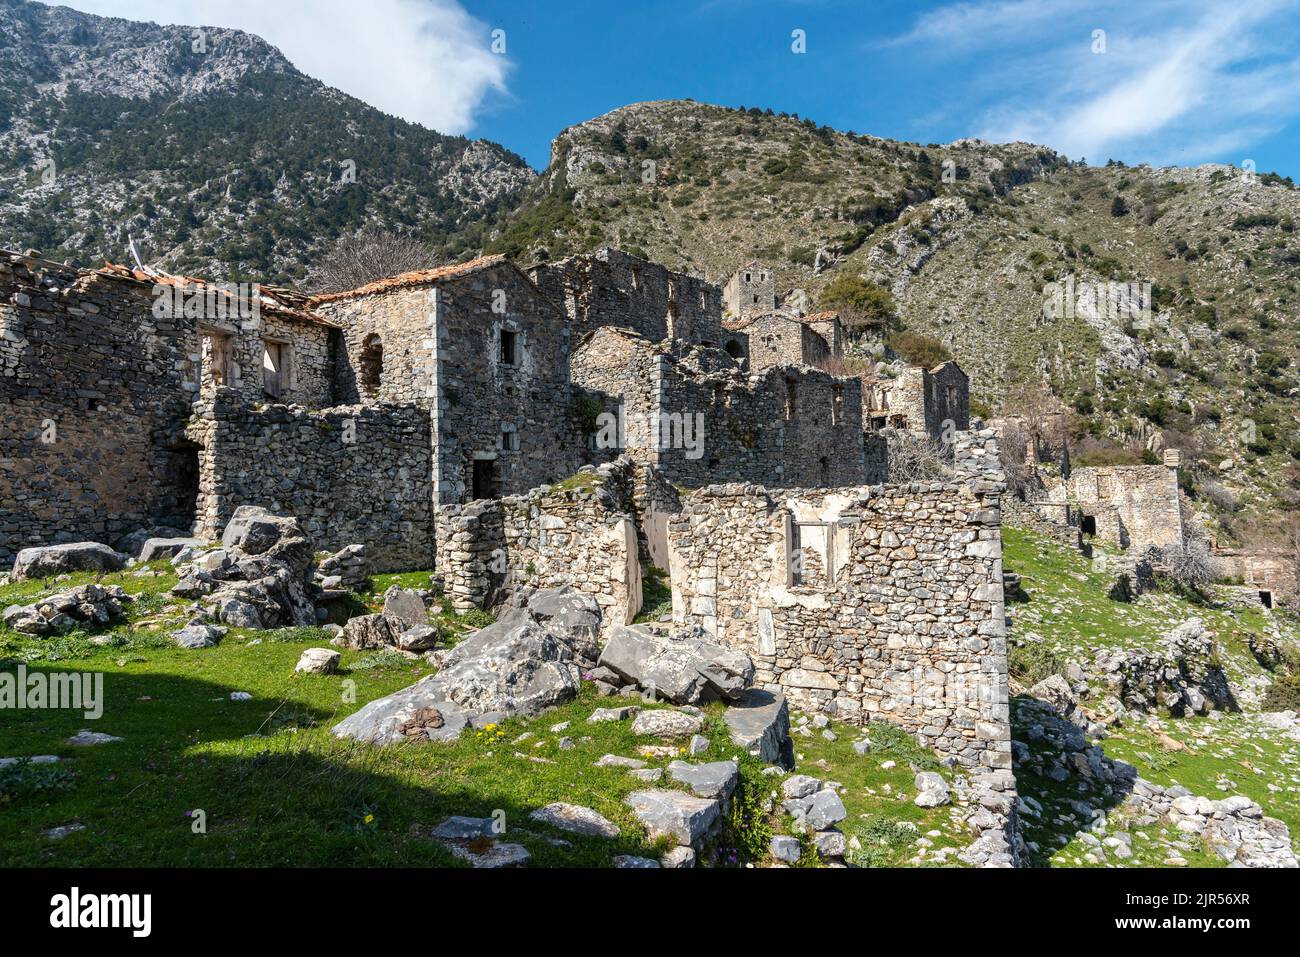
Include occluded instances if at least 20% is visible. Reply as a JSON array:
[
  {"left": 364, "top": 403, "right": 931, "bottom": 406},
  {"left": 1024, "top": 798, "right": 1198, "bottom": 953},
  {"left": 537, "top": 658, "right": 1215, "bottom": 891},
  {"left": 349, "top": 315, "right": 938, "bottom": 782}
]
[
  {"left": 1009, "top": 642, "right": 1068, "bottom": 686},
  {"left": 1261, "top": 673, "right": 1300, "bottom": 711},
  {"left": 887, "top": 331, "right": 951, "bottom": 368}
]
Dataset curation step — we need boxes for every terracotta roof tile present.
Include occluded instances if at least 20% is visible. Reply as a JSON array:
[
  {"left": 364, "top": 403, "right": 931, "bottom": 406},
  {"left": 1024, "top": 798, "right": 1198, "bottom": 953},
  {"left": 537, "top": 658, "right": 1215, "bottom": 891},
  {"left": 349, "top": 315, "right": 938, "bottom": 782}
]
[{"left": 307, "top": 254, "right": 510, "bottom": 304}]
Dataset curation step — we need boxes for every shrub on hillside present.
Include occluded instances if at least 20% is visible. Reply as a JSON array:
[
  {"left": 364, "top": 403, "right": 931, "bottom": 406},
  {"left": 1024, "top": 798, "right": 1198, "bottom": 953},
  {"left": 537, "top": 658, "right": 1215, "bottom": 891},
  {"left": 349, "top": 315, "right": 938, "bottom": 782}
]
[
  {"left": 887, "top": 330, "right": 951, "bottom": 369},
  {"left": 818, "top": 273, "right": 897, "bottom": 331}
]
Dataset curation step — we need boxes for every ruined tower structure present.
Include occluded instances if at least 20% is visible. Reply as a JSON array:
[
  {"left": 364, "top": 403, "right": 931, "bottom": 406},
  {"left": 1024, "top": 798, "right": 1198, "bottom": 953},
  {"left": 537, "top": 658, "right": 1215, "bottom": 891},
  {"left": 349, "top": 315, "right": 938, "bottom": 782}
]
[{"left": 722, "top": 259, "right": 776, "bottom": 319}]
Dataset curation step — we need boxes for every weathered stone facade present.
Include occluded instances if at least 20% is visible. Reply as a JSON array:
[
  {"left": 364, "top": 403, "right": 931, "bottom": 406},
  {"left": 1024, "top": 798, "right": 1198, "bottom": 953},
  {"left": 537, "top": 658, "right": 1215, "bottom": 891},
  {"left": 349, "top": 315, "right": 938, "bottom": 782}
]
[
  {"left": 864, "top": 361, "right": 970, "bottom": 438},
  {"left": 664, "top": 431, "right": 1011, "bottom": 770},
  {"left": 1034, "top": 462, "right": 1183, "bottom": 551},
  {"left": 187, "top": 389, "right": 434, "bottom": 572},
  {"left": 0, "top": 250, "right": 337, "bottom": 565},
  {"left": 724, "top": 312, "right": 837, "bottom": 374},
  {"left": 313, "top": 256, "right": 583, "bottom": 505},
  {"left": 531, "top": 247, "right": 723, "bottom": 350},
  {"left": 572, "top": 326, "right": 866, "bottom": 489},
  {"left": 722, "top": 260, "right": 775, "bottom": 319},
  {"left": 434, "top": 459, "right": 641, "bottom": 625}
]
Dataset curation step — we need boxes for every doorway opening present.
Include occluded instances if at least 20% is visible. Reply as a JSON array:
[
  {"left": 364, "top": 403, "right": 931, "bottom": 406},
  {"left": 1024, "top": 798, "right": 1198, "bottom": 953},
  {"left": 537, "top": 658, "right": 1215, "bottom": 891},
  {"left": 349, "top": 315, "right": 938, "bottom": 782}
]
[
  {"left": 1080, "top": 514, "right": 1097, "bottom": 536},
  {"left": 1259, "top": 590, "right": 1274, "bottom": 609},
  {"left": 471, "top": 458, "right": 501, "bottom": 501}
]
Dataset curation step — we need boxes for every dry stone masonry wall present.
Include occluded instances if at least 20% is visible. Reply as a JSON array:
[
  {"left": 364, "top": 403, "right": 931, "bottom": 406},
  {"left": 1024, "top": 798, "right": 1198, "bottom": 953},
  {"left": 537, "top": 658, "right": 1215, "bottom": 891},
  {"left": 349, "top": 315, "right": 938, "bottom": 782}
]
[{"left": 187, "top": 389, "right": 434, "bottom": 572}]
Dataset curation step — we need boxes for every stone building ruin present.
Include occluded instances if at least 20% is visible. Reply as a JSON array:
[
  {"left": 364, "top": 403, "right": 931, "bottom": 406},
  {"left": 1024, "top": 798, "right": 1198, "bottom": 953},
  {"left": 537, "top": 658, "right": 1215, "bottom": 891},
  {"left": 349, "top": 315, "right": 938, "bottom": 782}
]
[{"left": 2, "top": 243, "right": 1015, "bottom": 794}]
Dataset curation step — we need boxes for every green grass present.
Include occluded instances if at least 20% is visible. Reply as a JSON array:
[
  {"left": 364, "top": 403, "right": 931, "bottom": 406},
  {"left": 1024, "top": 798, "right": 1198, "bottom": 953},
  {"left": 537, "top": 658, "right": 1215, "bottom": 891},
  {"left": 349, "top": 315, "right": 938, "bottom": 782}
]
[
  {"left": 1006, "top": 523, "right": 1300, "bottom": 868},
  {"left": 784, "top": 715, "right": 967, "bottom": 866}
]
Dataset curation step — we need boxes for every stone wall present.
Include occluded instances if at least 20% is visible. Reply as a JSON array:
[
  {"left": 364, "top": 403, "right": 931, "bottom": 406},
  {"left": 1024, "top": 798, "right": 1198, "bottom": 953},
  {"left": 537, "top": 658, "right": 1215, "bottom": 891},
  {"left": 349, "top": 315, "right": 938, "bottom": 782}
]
[
  {"left": 739, "top": 313, "right": 833, "bottom": 374},
  {"left": 665, "top": 439, "right": 1010, "bottom": 770},
  {"left": 314, "top": 285, "right": 437, "bottom": 405},
  {"left": 864, "top": 361, "right": 970, "bottom": 438},
  {"left": 188, "top": 389, "right": 434, "bottom": 572},
  {"left": 316, "top": 259, "right": 582, "bottom": 504},
  {"left": 0, "top": 251, "right": 335, "bottom": 564},
  {"left": 531, "top": 247, "right": 723, "bottom": 350},
  {"left": 434, "top": 459, "right": 642, "bottom": 625},
  {"left": 1036, "top": 463, "right": 1183, "bottom": 551},
  {"left": 572, "top": 327, "right": 866, "bottom": 489}
]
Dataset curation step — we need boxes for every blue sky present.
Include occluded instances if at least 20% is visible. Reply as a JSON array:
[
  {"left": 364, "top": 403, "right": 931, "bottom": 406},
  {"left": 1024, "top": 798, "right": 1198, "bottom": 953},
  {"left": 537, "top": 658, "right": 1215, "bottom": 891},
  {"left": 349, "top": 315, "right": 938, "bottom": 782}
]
[{"left": 61, "top": 0, "right": 1300, "bottom": 178}]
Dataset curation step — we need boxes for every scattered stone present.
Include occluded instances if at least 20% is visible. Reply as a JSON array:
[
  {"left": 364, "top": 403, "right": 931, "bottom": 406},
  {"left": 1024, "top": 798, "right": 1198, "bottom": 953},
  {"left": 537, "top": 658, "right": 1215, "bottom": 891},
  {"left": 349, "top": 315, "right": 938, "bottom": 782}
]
[
  {"left": 661, "top": 846, "right": 696, "bottom": 868},
  {"left": 171, "top": 623, "right": 225, "bottom": 649},
  {"left": 588, "top": 705, "right": 641, "bottom": 723},
  {"left": 625, "top": 789, "right": 721, "bottom": 847},
  {"left": 724, "top": 688, "right": 793, "bottom": 768},
  {"left": 528, "top": 802, "right": 620, "bottom": 838},
  {"left": 630, "top": 709, "right": 703, "bottom": 738},
  {"left": 295, "top": 648, "right": 341, "bottom": 674},
  {"left": 65, "top": 730, "right": 122, "bottom": 746},
  {"left": 613, "top": 855, "right": 660, "bottom": 868},
  {"left": 770, "top": 835, "right": 802, "bottom": 863},
  {"left": 666, "top": 760, "right": 739, "bottom": 801},
  {"left": 595, "top": 754, "right": 646, "bottom": 769}
]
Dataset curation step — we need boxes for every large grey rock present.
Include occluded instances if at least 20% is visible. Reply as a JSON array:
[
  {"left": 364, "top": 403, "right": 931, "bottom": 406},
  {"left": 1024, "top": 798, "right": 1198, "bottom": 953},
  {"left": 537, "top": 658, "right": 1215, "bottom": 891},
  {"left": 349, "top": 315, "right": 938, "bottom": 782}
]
[
  {"left": 613, "top": 855, "right": 660, "bottom": 868},
  {"left": 333, "top": 589, "right": 604, "bottom": 744},
  {"left": 524, "top": 588, "right": 602, "bottom": 663},
  {"left": 139, "top": 538, "right": 203, "bottom": 563},
  {"left": 625, "top": 789, "right": 721, "bottom": 846},
  {"left": 171, "top": 623, "right": 226, "bottom": 649},
  {"left": 382, "top": 587, "right": 427, "bottom": 628},
  {"left": 781, "top": 774, "right": 822, "bottom": 800},
  {"left": 598, "top": 625, "right": 755, "bottom": 704},
  {"left": 631, "top": 709, "right": 703, "bottom": 738},
  {"left": 332, "top": 685, "right": 471, "bottom": 744},
  {"left": 528, "top": 802, "right": 620, "bottom": 838},
  {"left": 1029, "top": 674, "right": 1077, "bottom": 716},
  {"left": 770, "top": 835, "right": 802, "bottom": 863},
  {"left": 789, "top": 789, "right": 847, "bottom": 831},
  {"left": 667, "top": 760, "right": 740, "bottom": 801},
  {"left": 12, "top": 542, "right": 125, "bottom": 581},
  {"left": 114, "top": 526, "right": 188, "bottom": 558},
  {"left": 336, "top": 613, "right": 405, "bottom": 650},
  {"left": 724, "top": 688, "right": 793, "bottom": 768},
  {"left": 295, "top": 648, "right": 341, "bottom": 674},
  {"left": 397, "top": 624, "right": 440, "bottom": 652}
]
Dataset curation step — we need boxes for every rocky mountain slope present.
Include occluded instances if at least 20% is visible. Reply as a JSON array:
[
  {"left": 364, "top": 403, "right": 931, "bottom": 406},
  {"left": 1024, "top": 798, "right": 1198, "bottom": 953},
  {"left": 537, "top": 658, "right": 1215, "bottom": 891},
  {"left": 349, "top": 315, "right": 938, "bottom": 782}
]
[
  {"left": 0, "top": 0, "right": 532, "bottom": 284},
  {"left": 486, "top": 100, "right": 1300, "bottom": 525}
]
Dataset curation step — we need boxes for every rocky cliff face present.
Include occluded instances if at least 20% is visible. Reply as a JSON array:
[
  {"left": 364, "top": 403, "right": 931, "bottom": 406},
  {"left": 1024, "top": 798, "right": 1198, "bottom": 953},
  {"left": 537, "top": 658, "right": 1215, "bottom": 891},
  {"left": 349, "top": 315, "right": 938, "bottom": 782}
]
[{"left": 0, "top": 0, "right": 534, "bottom": 284}]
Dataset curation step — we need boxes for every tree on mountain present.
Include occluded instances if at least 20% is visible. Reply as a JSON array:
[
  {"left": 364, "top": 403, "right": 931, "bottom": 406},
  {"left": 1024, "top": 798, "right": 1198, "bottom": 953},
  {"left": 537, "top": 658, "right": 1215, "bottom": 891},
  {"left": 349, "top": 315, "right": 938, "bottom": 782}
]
[
  {"left": 817, "top": 272, "right": 898, "bottom": 332},
  {"left": 309, "top": 227, "right": 438, "bottom": 293}
]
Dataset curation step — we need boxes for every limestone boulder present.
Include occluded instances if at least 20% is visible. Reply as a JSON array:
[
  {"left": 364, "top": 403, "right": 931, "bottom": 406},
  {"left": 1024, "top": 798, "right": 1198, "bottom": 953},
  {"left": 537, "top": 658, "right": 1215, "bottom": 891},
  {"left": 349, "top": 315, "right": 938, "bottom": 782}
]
[
  {"left": 171, "top": 623, "right": 226, "bottom": 649},
  {"left": 334, "top": 613, "right": 405, "bottom": 650},
  {"left": 724, "top": 688, "right": 794, "bottom": 768},
  {"left": 12, "top": 542, "right": 125, "bottom": 581},
  {"left": 625, "top": 789, "right": 721, "bottom": 847},
  {"left": 139, "top": 538, "right": 203, "bottom": 563},
  {"left": 528, "top": 802, "right": 620, "bottom": 838},
  {"left": 296, "top": 648, "right": 341, "bottom": 674},
  {"left": 631, "top": 708, "right": 703, "bottom": 738},
  {"left": 598, "top": 624, "right": 755, "bottom": 704},
  {"left": 382, "top": 587, "right": 428, "bottom": 628}
]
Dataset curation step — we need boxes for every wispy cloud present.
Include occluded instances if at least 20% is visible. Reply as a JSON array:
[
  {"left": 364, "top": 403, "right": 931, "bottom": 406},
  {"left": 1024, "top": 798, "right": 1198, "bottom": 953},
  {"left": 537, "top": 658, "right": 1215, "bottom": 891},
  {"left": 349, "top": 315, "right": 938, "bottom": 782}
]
[
  {"left": 890, "top": 0, "right": 1300, "bottom": 166},
  {"left": 57, "top": 0, "right": 511, "bottom": 134}
]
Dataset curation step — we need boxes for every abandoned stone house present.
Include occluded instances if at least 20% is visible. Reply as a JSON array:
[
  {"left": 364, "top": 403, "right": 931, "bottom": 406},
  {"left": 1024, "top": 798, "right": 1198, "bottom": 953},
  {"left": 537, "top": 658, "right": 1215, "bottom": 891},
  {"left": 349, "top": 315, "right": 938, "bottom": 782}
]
[
  {"left": 862, "top": 361, "right": 971, "bottom": 439},
  {"left": 1022, "top": 449, "right": 1185, "bottom": 554}
]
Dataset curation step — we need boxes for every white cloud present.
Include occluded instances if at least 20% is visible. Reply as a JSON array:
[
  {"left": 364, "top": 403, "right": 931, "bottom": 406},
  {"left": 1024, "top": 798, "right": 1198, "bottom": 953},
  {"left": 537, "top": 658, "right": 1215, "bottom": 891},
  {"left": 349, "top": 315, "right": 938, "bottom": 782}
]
[
  {"left": 893, "top": 0, "right": 1300, "bottom": 166},
  {"left": 55, "top": 0, "right": 511, "bottom": 134}
]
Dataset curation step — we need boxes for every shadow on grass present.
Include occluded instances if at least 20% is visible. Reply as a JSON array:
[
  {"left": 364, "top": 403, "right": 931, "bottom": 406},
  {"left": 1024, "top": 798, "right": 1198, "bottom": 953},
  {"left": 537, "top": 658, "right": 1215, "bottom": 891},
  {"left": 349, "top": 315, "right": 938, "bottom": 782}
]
[
  {"left": 1010, "top": 693, "right": 1138, "bottom": 868},
  {"left": 0, "top": 665, "right": 658, "bottom": 867}
]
